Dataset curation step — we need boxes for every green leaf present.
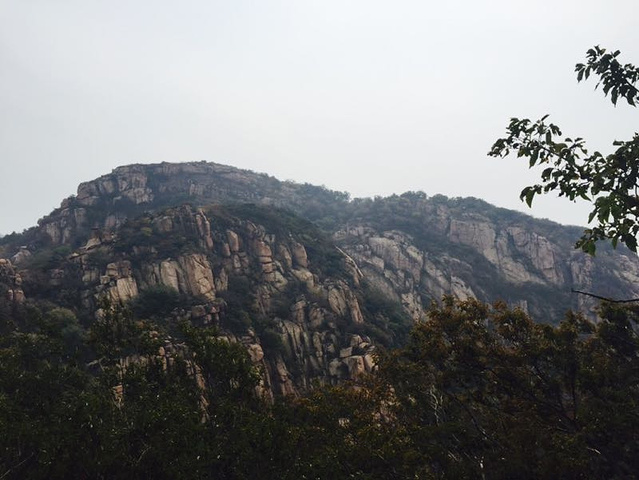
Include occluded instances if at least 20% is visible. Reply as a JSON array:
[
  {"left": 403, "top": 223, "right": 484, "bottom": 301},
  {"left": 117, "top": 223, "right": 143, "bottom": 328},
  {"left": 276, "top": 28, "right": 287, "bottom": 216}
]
[
  {"left": 542, "top": 167, "right": 554, "bottom": 180},
  {"left": 625, "top": 235, "right": 637, "bottom": 252},
  {"left": 524, "top": 189, "right": 535, "bottom": 207}
]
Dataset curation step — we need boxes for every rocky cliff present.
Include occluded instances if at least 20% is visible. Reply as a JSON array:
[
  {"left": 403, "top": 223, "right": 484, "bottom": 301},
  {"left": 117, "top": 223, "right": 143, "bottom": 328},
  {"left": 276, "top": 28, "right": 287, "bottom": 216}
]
[
  {"left": 334, "top": 194, "right": 639, "bottom": 321},
  {"left": 5, "top": 204, "right": 384, "bottom": 397},
  {"left": 3, "top": 161, "right": 639, "bottom": 396},
  {"left": 33, "top": 162, "right": 350, "bottom": 246}
]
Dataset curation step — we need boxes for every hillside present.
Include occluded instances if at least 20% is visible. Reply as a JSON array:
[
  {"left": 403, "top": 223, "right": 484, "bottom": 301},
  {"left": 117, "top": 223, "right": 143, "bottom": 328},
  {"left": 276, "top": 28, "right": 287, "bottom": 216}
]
[
  {"left": 2, "top": 161, "right": 639, "bottom": 477},
  {"left": 1, "top": 161, "right": 638, "bottom": 397},
  {"left": 5, "top": 161, "right": 639, "bottom": 321}
]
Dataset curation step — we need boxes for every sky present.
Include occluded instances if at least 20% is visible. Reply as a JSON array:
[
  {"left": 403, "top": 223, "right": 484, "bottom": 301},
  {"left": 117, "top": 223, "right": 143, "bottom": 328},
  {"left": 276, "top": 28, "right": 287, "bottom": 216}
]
[{"left": 1, "top": 0, "right": 638, "bottom": 235}]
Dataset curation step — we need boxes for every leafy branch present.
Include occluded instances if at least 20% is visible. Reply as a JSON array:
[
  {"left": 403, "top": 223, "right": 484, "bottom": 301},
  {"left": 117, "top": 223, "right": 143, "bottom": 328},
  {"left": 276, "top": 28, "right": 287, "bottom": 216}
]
[
  {"left": 489, "top": 47, "right": 639, "bottom": 254},
  {"left": 576, "top": 46, "right": 639, "bottom": 106}
]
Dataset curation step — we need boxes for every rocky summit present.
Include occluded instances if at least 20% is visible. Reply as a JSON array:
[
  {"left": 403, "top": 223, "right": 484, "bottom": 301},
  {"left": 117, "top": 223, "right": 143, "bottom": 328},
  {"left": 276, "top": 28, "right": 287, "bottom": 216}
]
[{"left": 2, "top": 161, "right": 639, "bottom": 396}]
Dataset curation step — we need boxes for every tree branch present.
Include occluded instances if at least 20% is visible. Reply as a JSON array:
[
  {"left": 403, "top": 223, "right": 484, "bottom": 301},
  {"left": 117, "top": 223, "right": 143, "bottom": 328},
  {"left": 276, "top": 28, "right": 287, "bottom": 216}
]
[{"left": 571, "top": 289, "right": 639, "bottom": 303}]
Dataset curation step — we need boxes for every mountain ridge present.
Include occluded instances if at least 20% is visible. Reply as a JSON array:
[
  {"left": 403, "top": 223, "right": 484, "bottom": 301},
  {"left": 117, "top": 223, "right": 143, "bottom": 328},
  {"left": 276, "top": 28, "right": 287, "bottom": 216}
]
[
  {"left": 2, "top": 160, "right": 639, "bottom": 396},
  {"left": 3, "top": 161, "right": 638, "bottom": 319}
]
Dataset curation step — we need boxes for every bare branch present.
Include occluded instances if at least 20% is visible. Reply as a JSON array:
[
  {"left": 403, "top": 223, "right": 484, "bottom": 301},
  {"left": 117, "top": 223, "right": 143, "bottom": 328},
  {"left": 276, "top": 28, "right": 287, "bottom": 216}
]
[{"left": 571, "top": 289, "right": 639, "bottom": 303}]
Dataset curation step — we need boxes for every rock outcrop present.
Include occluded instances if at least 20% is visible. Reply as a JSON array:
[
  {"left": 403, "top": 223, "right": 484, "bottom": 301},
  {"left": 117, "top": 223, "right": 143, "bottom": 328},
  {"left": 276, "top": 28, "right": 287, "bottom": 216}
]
[
  {"left": 53, "top": 205, "right": 377, "bottom": 397},
  {"left": 0, "top": 259, "right": 25, "bottom": 304},
  {"left": 5, "top": 162, "right": 639, "bottom": 395},
  {"left": 334, "top": 200, "right": 639, "bottom": 322}
]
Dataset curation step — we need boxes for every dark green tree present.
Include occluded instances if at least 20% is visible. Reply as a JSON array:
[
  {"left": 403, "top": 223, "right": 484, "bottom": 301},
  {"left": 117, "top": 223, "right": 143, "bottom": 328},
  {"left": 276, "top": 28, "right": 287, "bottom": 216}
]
[
  {"left": 490, "top": 46, "right": 639, "bottom": 254},
  {"left": 373, "top": 297, "right": 639, "bottom": 479},
  {"left": 0, "top": 305, "right": 110, "bottom": 479}
]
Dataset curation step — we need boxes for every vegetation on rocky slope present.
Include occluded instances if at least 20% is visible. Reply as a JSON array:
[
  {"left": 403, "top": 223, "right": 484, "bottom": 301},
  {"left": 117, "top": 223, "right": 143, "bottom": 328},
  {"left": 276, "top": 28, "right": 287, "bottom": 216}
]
[
  {"left": 1, "top": 170, "right": 639, "bottom": 478},
  {"left": 2, "top": 43, "right": 639, "bottom": 479},
  {"left": 2, "top": 168, "right": 639, "bottom": 478},
  {"left": 1, "top": 289, "right": 637, "bottom": 479}
]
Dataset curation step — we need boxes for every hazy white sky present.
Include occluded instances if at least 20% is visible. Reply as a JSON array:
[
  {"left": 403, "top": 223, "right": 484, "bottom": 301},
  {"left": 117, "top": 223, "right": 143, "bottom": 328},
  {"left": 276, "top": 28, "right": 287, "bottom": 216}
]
[{"left": 1, "top": 0, "right": 638, "bottom": 234}]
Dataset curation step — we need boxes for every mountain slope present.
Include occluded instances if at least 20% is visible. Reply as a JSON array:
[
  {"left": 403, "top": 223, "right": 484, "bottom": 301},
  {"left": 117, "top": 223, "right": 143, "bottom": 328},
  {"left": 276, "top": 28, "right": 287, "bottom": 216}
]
[
  {"left": 12, "top": 161, "right": 637, "bottom": 318},
  {"left": 2, "top": 161, "right": 639, "bottom": 395}
]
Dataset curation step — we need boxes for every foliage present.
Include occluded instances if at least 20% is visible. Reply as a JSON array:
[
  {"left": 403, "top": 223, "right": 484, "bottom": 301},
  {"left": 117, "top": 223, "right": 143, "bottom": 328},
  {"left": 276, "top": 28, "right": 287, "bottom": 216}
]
[
  {"left": 576, "top": 46, "right": 639, "bottom": 106},
  {"left": 40, "top": 307, "right": 87, "bottom": 360},
  {"left": 113, "top": 209, "right": 201, "bottom": 260},
  {"left": 374, "top": 297, "right": 639, "bottom": 478},
  {"left": 0, "top": 294, "right": 273, "bottom": 479},
  {"left": 85, "top": 248, "right": 112, "bottom": 271},
  {"left": 267, "top": 381, "right": 413, "bottom": 479},
  {"left": 22, "top": 245, "right": 72, "bottom": 271},
  {"left": 357, "top": 281, "right": 412, "bottom": 347},
  {"left": 258, "top": 327, "right": 286, "bottom": 356},
  {"left": 4, "top": 133, "right": 639, "bottom": 477},
  {"left": 129, "top": 284, "right": 183, "bottom": 320},
  {"left": 490, "top": 46, "right": 639, "bottom": 254},
  {"left": 267, "top": 297, "right": 639, "bottom": 479},
  {"left": 181, "top": 324, "right": 261, "bottom": 402},
  {"left": 1, "top": 288, "right": 638, "bottom": 479},
  {"left": 0, "top": 315, "right": 108, "bottom": 479},
  {"left": 217, "top": 275, "right": 254, "bottom": 334},
  {"left": 89, "top": 300, "right": 163, "bottom": 364}
]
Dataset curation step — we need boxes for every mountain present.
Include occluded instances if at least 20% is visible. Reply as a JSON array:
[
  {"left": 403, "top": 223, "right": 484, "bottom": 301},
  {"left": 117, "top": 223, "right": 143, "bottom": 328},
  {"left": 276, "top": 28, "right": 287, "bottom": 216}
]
[{"left": 2, "top": 161, "right": 639, "bottom": 397}]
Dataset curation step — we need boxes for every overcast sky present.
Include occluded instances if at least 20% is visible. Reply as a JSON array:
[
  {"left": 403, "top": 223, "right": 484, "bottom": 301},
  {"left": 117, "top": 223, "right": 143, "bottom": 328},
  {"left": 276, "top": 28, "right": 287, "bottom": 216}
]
[{"left": 1, "top": 0, "right": 638, "bottom": 235}]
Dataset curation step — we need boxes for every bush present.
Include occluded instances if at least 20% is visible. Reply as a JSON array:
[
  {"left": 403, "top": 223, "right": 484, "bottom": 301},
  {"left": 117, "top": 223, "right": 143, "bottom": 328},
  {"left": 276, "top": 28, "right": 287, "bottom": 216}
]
[
  {"left": 225, "top": 308, "right": 252, "bottom": 334},
  {"left": 358, "top": 282, "right": 412, "bottom": 347},
  {"left": 23, "top": 245, "right": 72, "bottom": 271},
  {"left": 130, "top": 285, "right": 182, "bottom": 319},
  {"left": 260, "top": 328, "right": 285, "bottom": 356},
  {"left": 86, "top": 249, "right": 112, "bottom": 271}
]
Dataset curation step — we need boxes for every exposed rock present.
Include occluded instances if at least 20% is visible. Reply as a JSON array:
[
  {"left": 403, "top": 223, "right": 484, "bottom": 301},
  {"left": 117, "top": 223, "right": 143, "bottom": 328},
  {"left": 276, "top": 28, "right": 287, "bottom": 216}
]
[
  {"left": 113, "top": 277, "right": 138, "bottom": 302},
  {"left": 291, "top": 242, "right": 308, "bottom": 268},
  {"left": 84, "top": 229, "right": 103, "bottom": 250},
  {"left": 254, "top": 240, "right": 272, "bottom": 260},
  {"left": 158, "top": 260, "right": 180, "bottom": 291},
  {"left": 6, "top": 161, "right": 639, "bottom": 399},
  {"left": 10, "top": 247, "right": 31, "bottom": 265},
  {"left": 247, "top": 344, "right": 264, "bottom": 363},
  {"left": 368, "top": 234, "right": 423, "bottom": 282},
  {"left": 344, "top": 356, "right": 366, "bottom": 377},
  {"left": 339, "top": 347, "right": 352, "bottom": 358},
  {"left": 177, "top": 254, "right": 215, "bottom": 300},
  {"left": 227, "top": 230, "right": 241, "bottom": 253},
  {"left": 99, "top": 261, "right": 139, "bottom": 303},
  {"left": 1, "top": 259, "right": 26, "bottom": 304}
]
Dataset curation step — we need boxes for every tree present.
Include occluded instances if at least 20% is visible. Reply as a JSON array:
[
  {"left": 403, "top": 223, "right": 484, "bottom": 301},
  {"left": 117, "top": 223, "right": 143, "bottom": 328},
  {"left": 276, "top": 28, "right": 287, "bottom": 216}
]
[
  {"left": 489, "top": 46, "right": 639, "bottom": 254},
  {"left": 374, "top": 297, "right": 639, "bottom": 478},
  {"left": 269, "top": 296, "right": 639, "bottom": 478}
]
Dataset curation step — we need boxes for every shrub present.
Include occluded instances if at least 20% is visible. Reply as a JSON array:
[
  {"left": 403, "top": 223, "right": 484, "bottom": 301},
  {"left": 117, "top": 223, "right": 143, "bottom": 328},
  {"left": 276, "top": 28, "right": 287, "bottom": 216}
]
[{"left": 130, "top": 285, "right": 182, "bottom": 319}]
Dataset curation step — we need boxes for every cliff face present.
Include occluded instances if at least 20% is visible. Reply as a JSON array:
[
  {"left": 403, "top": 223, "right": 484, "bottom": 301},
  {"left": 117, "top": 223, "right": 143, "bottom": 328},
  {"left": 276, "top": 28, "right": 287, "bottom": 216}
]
[
  {"left": 4, "top": 161, "right": 639, "bottom": 395},
  {"left": 15, "top": 163, "right": 639, "bottom": 317},
  {"left": 334, "top": 205, "right": 638, "bottom": 322},
  {"left": 11, "top": 204, "right": 379, "bottom": 397},
  {"left": 36, "top": 162, "right": 350, "bottom": 246},
  {"left": 0, "top": 258, "right": 25, "bottom": 304}
]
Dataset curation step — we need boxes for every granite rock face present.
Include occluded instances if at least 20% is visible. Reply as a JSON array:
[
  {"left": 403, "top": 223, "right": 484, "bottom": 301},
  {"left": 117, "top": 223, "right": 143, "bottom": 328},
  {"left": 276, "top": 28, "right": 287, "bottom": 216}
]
[
  {"left": 53, "top": 205, "right": 376, "bottom": 397},
  {"left": 0, "top": 259, "right": 25, "bottom": 304},
  {"left": 333, "top": 198, "right": 639, "bottom": 322},
  {"left": 5, "top": 161, "right": 639, "bottom": 395}
]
